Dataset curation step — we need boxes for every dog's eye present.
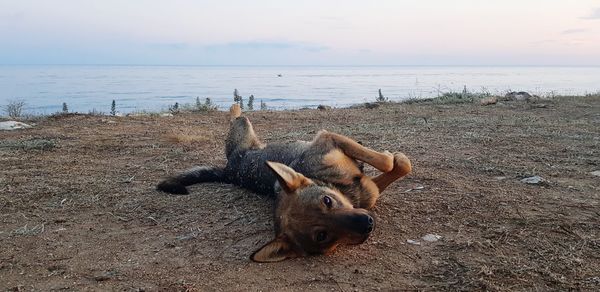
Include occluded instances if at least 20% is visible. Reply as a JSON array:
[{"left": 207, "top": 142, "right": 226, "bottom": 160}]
[
  {"left": 316, "top": 231, "right": 328, "bottom": 242},
  {"left": 323, "top": 196, "right": 333, "bottom": 208}
]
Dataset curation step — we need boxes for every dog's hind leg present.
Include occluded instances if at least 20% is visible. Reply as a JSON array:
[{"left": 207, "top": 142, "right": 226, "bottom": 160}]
[{"left": 225, "top": 104, "right": 264, "bottom": 158}]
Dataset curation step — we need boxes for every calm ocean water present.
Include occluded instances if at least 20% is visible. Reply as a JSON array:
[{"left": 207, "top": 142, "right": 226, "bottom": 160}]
[{"left": 1, "top": 65, "right": 599, "bottom": 114}]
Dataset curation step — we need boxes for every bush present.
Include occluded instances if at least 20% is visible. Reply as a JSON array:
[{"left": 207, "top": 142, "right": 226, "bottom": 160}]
[
  {"left": 377, "top": 89, "right": 387, "bottom": 102},
  {"left": 233, "top": 89, "right": 244, "bottom": 109},
  {"left": 247, "top": 95, "right": 255, "bottom": 110},
  {"left": 3, "top": 100, "right": 25, "bottom": 118},
  {"left": 110, "top": 100, "right": 116, "bottom": 116},
  {"left": 195, "top": 97, "right": 218, "bottom": 112},
  {"left": 169, "top": 102, "right": 180, "bottom": 114}
]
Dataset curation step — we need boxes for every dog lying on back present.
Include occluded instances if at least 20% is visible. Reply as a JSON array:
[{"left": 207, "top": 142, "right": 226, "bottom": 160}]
[{"left": 157, "top": 104, "right": 411, "bottom": 262}]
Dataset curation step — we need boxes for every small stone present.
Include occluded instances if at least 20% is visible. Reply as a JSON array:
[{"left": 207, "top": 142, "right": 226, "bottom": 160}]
[
  {"left": 590, "top": 170, "right": 600, "bottom": 177},
  {"left": 160, "top": 113, "right": 174, "bottom": 117},
  {"left": 422, "top": 234, "right": 442, "bottom": 242},
  {"left": 505, "top": 91, "right": 532, "bottom": 101},
  {"left": 406, "top": 239, "right": 421, "bottom": 245},
  {"left": 480, "top": 96, "right": 497, "bottom": 106},
  {"left": 520, "top": 176, "right": 544, "bottom": 184}
]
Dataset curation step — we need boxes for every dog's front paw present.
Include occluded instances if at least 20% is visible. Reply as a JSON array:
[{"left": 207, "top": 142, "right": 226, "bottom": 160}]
[
  {"left": 156, "top": 179, "right": 189, "bottom": 195},
  {"left": 391, "top": 152, "right": 412, "bottom": 177}
]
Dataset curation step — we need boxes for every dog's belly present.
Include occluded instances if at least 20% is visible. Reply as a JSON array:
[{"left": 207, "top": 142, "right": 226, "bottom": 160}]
[{"left": 224, "top": 142, "right": 309, "bottom": 196}]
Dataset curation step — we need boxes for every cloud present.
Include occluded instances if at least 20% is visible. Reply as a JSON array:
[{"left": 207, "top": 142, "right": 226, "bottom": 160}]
[
  {"left": 561, "top": 28, "right": 588, "bottom": 34},
  {"left": 204, "top": 41, "right": 328, "bottom": 53},
  {"left": 147, "top": 42, "right": 189, "bottom": 50},
  {"left": 581, "top": 8, "right": 600, "bottom": 19}
]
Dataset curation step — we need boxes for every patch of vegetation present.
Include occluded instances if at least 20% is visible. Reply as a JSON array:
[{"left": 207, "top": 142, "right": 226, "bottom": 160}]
[
  {"left": 399, "top": 86, "right": 493, "bottom": 105},
  {"left": 260, "top": 100, "right": 268, "bottom": 110},
  {"left": 194, "top": 97, "right": 218, "bottom": 112},
  {"left": 111, "top": 100, "right": 117, "bottom": 116},
  {"left": 169, "top": 102, "right": 180, "bottom": 114},
  {"left": 233, "top": 89, "right": 244, "bottom": 109},
  {"left": 432, "top": 86, "right": 492, "bottom": 104},
  {"left": 88, "top": 108, "right": 105, "bottom": 116},
  {"left": 376, "top": 89, "right": 388, "bottom": 102},
  {"left": 0, "top": 138, "right": 56, "bottom": 151},
  {"left": 3, "top": 100, "right": 25, "bottom": 118},
  {"left": 247, "top": 95, "right": 255, "bottom": 110}
]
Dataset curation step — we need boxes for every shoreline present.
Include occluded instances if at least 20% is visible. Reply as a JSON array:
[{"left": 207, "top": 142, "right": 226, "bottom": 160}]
[{"left": 3, "top": 91, "right": 599, "bottom": 120}]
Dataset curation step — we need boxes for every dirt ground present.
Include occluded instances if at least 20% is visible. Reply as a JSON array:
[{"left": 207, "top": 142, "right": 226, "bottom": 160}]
[{"left": 1, "top": 96, "right": 599, "bottom": 291}]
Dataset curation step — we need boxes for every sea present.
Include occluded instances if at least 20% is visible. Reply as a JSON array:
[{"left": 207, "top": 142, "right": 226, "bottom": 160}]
[{"left": 1, "top": 65, "right": 599, "bottom": 114}]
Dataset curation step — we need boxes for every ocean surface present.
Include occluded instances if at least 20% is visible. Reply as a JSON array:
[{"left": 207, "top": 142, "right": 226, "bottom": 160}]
[{"left": 1, "top": 65, "right": 599, "bottom": 114}]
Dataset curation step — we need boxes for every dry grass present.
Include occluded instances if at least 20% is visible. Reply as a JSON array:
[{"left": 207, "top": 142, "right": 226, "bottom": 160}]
[{"left": 164, "top": 129, "right": 214, "bottom": 144}]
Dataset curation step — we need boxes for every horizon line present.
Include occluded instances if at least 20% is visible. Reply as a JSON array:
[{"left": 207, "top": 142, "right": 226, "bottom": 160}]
[{"left": 2, "top": 63, "right": 600, "bottom": 68}]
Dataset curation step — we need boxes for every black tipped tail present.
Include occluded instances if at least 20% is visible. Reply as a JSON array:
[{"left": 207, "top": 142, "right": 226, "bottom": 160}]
[{"left": 156, "top": 166, "right": 226, "bottom": 195}]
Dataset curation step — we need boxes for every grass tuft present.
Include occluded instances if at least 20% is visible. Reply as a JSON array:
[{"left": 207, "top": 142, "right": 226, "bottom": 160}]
[{"left": 0, "top": 139, "right": 56, "bottom": 151}]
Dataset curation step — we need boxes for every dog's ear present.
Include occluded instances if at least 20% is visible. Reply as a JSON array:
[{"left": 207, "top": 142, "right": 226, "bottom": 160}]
[
  {"left": 266, "top": 161, "right": 312, "bottom": 193},
  {"left": 251, "top": 235, "right": 298, "bottom": 262}
]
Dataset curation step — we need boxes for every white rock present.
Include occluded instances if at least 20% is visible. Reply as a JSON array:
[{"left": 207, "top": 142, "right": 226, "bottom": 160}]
[
  {"left": 0, "top": 121, "right": 32, "bottom": 131},
  {"left": 422, "top": 234, "right": 442, "bottom": 242},
  {"left": 160, "top": 113, "right": 174, "bottom": 117},
  {"left": 406, "top": 239, "right": 421, "bottom": 245},
  {"left": 521, "top": 176, "right": 544, "bottom": 184},
  {"left": 591, "top": 171, "right": 600, "bottom": 177}
]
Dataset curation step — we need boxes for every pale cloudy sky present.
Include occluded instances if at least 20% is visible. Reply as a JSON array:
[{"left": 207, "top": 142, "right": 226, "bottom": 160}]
[{"left": 1, "top": 0, "right": 599, "bottom": 65}]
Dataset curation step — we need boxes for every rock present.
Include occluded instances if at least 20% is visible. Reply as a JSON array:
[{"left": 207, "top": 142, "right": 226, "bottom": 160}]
[
  {"left": 480, "top": 96, "right": 498, "bottom": 106},
  {"left": 406, "top": 239, "right": 421, "bottom": 245},
  {"left": 505, "top": 91, "right": 532, "bottom": 101},
  {"left": 317, "top": 105, "right": 332, "bottom": 111},
  {"left": 160, "top": 113, "right": 174, "bottom": 117},
  {"left": 520, "top": 176, "right": 545, "bottom": 184},
  {"left": 364, "top": 102, "right": 380, "bottom": 109},
  {"left": 591, "top": 170, "right": 600, "bottom": 177},
  {"left": 422, "top": 234, "right": 442, "bottom": 242},
  {"left": 0, "top": 121, "right": 32, "bottom": 131}
]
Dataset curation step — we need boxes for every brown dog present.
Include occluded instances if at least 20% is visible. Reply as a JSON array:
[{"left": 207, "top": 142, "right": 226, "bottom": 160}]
[{"left": 157, "top": 104, "right": 411, "bottom": 262}]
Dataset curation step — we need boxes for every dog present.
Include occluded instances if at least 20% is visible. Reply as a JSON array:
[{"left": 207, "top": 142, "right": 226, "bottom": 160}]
[{"left": 157, "top": 104, "right": 412, "bottom": 262}]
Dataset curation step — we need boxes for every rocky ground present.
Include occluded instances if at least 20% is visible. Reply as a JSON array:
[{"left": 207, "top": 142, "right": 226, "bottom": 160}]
[{"left": 1, "top": 96, "right": 599, "bottom": 291}]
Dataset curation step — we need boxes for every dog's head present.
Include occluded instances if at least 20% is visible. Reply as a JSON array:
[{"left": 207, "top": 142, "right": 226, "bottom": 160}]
[{"left": 251, "top": 161, "right": 375, "bottom": 262}]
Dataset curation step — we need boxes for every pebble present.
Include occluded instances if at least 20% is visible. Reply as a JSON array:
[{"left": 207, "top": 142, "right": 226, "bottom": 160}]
[
  {"left": 406, "top": 239, "right": 421, "bottom": 245},
  {"left": 422, "top": 234, "right": 442, "bottom": 242},
  {"left": 520, "top": 176, "right": 545, "bottom": 184}
]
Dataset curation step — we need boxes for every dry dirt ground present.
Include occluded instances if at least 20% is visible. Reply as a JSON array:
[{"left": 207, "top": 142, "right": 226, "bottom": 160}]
[{"left": 1, "top": 96, "right": 599, "bottom": 291}]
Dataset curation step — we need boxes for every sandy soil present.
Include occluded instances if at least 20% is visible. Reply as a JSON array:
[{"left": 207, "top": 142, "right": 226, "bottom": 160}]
[{"left": 1, "top": 96, "right": 599, "bottom": 291}]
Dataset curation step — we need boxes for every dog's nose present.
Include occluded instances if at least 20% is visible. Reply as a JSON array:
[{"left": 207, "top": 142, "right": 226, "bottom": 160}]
[{"left": 366, "top": 215, "right": 374, "bottom": 233}]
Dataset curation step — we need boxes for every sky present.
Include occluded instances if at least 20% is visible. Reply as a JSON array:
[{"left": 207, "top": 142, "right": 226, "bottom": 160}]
[{"left": 1, "top": 0, "right": 600, "bottom": 66}]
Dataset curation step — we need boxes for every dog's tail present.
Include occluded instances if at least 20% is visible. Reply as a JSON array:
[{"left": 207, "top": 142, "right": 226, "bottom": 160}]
[{"left": 156, "top": 166, "right": 227, "bottom": 195}]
